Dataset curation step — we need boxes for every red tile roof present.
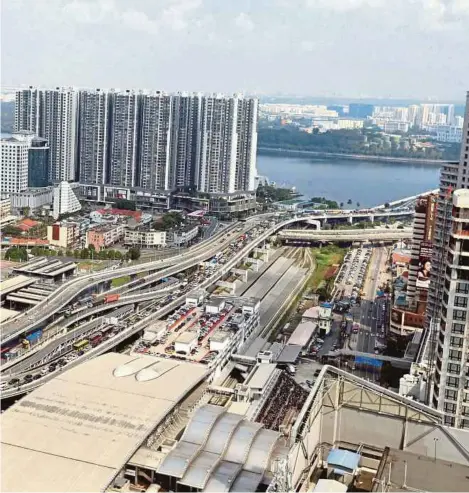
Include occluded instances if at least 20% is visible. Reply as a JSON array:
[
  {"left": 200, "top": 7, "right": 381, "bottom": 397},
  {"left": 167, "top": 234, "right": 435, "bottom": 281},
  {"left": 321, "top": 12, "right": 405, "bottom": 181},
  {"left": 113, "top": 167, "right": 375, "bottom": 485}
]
[
  {"left": 96, "top": 208, "right": 142, "bottom": 220},
  {"left": 392, "top": 252, "right": 410, "bottom": 265}
]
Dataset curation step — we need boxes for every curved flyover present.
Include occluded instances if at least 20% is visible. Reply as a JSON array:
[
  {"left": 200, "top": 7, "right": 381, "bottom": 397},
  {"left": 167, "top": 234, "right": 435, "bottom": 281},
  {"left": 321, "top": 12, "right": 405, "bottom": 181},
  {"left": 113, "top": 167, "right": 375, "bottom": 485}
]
[{"left": 278, "top": 228, "right": 412, "bottom": 242}]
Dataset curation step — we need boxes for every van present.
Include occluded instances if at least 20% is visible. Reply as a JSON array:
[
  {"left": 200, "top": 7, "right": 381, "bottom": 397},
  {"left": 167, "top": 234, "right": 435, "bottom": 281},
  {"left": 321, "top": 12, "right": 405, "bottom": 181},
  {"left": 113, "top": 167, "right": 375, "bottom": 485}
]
[{"left": 286, "top": 364, "right": 296, "bottom": 374}]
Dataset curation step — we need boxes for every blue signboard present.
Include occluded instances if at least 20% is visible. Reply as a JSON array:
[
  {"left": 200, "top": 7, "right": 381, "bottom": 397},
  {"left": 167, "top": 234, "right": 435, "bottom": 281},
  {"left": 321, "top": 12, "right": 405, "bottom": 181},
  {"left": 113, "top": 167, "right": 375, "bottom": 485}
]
[{"left": 355, "top": 356, "right": 383, "bottom": 368}]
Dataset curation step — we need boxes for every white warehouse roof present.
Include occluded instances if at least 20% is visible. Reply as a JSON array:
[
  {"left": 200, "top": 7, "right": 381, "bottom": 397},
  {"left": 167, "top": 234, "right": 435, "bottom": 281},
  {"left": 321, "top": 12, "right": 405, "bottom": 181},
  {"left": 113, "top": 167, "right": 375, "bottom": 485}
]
[{"left": 1, "top": 353, "right": 208, "bottom": 493}]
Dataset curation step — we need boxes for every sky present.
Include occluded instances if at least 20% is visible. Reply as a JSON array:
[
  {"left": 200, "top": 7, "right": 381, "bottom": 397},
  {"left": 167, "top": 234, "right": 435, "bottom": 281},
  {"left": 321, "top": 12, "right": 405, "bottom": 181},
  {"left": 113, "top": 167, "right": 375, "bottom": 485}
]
[{"left": 1, "top": 0, "right": 468, "bottom": 100}]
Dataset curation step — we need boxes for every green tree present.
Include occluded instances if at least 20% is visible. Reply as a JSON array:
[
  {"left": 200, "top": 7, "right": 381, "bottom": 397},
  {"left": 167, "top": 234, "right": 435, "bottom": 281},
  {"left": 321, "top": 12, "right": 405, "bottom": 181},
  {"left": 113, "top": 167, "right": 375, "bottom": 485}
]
[
  {"left": 339, "top": 202, "right": 344, "bottom": 208},
  {"left": 127, "top": 247, "right": 141, "bottom": 260},
  {"left": 5, "top": 247, "right": 28, "bottom": 262},
  {"left": 115, "top": 199, "right": 136, "bottom": 211},
  {"left": 2, "top": 225, "right": 23, "bottom": 236},
  {"left": 347, "top": 199, "right": 352, "bottom": 205},
  {"left": 73, "top": 249, "right": 81, "bottom": 258},
  {"left": 22, "top": 206, "right": 30, "bottom": 217},
  {"left": 57, "top": 250, "right": 64, "bottom": 256},
  {"left": 356, "top": 202, "right": 360, "bottom": 208},
  {"left": 80, "top": 249, "right": 89, "bottom": 259},
  {"left": 66, "top": 249, "right": 73, "bottom": 257}
]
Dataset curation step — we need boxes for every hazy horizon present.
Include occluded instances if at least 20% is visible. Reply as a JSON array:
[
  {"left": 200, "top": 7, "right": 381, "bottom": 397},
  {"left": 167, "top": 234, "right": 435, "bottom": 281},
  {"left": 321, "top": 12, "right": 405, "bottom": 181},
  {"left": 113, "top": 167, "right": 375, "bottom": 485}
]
[{"left": 1, "top": 0, "right": 468, "bottom": 101}]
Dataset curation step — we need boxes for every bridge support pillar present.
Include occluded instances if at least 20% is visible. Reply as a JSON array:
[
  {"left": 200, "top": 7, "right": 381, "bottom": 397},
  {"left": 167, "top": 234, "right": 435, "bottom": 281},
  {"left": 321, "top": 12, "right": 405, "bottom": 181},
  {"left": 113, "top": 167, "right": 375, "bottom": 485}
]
[
  {"left": 348, "top": 216, "right": 353, "bottom": 225},
  {"left": 370, "top": 215, "right": 374, "bottom": 223}
]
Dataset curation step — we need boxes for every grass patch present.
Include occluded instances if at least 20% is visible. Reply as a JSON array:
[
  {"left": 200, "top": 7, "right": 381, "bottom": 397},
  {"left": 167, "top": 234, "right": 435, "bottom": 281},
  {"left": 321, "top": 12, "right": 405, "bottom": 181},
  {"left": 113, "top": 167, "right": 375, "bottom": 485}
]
[
  {"left": 111, "top": 275, "right": 131, "bottom": 287},
  {"left": 77, "top": 261, "right": 109, "bottom": 272},
  {"left": 308, "top": 245, "right": 345, "bottom": 291}
]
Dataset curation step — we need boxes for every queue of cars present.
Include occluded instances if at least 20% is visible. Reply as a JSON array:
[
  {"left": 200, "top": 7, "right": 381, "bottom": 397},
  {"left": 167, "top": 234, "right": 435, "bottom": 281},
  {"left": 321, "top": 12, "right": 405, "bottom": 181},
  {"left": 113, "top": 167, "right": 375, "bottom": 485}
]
[{"left": 336, "top": 248, "right": 372, "bottom": 304}]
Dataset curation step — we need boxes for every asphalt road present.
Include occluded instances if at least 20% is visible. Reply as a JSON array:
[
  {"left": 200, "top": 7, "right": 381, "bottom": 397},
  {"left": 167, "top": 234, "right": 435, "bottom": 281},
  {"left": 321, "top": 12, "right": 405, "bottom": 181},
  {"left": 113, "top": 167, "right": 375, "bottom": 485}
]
[{"left": 351, "top": 248, "right": 384, "bottom": 354}]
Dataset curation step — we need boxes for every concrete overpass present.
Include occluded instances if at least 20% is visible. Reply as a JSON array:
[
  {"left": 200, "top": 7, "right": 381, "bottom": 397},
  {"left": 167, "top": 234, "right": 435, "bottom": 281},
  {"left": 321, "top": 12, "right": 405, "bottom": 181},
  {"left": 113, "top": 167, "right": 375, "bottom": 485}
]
[
  {"left": 278, "top": 228, "right": 412, "bottom": 242},
  {"left": 0, "top": 222, "right": 245, "bottom": 344},
  {"left": 0, "top": 226, "right": 278, "bottom": 394},
  {"left": 326, "top": 348, "right": 412, "bottom": 369},
  {"left": 372, "top": 189, "right": 438, "bottom": 210},
  {"left": 0, "top": 200, "right": 416, "bottom": 345}
]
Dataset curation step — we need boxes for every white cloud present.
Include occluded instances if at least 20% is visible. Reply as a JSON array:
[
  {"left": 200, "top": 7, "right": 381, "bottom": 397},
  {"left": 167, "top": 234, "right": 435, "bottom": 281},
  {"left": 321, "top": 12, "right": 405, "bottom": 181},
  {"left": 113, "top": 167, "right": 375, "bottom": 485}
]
[
  {"left": 62, "top": 0, "right": 204, "bottom": 33},
  {"left": 305, "top": 0, "right": 384, "bottom": 12},
  {"left": 300, "top": 41, "right": 315, "bottom": 52},
  {"left": 1, "top": 0, "right": 468, "bottom": 98},
  {"left": 234, "top": 12, "right": 255, "bottom": 31},
  {"left": 162, "top": 0, "right": 204, "bottom": 31}
]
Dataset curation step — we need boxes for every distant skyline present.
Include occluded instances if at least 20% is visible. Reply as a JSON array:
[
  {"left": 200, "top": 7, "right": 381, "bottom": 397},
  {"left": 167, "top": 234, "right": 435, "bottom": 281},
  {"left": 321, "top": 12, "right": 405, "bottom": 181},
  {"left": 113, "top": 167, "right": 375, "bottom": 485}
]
[{"left": 2, "top": 0, "right": 468, "bottom": 100}]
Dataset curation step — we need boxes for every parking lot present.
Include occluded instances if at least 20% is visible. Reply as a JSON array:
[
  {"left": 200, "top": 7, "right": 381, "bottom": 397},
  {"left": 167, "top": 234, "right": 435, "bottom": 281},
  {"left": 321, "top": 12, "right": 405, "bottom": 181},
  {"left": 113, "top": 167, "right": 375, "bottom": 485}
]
[{"left": 334, "top": 247, "right": 372, "bottom": 302}]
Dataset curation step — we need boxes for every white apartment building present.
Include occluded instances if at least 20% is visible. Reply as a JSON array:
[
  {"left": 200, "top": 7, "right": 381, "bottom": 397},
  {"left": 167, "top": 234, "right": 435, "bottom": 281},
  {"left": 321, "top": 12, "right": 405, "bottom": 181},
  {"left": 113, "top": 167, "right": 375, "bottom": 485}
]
[
  {"left": 198, "top": 94, "right": 238, "bottom": 194},
  {"left": 337, "top": 118, "right": 363, "bottom": 130},
  {"left": 0, "top": 138, "right": 29, "bottom": 193},
  {"left": 138, "top": 92, "right": 172, "bottom": 190},
  {"left": 436, "top": 125, "right": 463, "bottom": 143},
  {"left": 0, "top": 198, "right": 11, "bottom": 218},
  {"left": 15, "top": 87, "right": 40, "bottom": 134},
  {"left": 109, "top": 90, "right": 140, "bottom": 188},
  {"left": 198, "top": 94, "right": 257, "bottom": 194},
  {"left": 78, "top": 89, "right": 112, "bottom": 185},
  {"left": 52, "top": 181, "right": 81, "bottom": 219},
  {"left": 124, "top": 224, "right": 198, "bottom": 248},
  {"left": 124, "top": 229, "right": 168, "bottom": 248},
  {"left": 426, "top": 91, "right": 469, "bottom": 427},
  {"left": 432, "top": 189, "right": 469, "bottom": 429},
  {"left": 47, "top": 221, "right": 79, "bottom": 248},
  {"left": 169, "top": 92, "right": 202, "bottom": 189},
  {"left": 15, "top": 87, "right": 78, "bottom": 181}
]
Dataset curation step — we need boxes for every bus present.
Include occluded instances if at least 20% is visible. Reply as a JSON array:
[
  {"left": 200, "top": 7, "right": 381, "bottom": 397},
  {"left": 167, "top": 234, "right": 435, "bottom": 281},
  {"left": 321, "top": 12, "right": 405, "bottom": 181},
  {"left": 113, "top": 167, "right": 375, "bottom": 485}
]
[{"left": 73, "top": 340, "right": 89, "bottom": 351}]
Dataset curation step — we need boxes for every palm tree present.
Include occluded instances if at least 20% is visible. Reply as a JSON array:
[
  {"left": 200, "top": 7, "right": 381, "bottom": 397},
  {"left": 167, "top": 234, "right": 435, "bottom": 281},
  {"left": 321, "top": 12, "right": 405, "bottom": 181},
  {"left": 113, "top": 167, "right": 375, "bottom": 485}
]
[
  {"left": 356, "top": 202, "right": 360, "bottom": 208},
  {"left": 347, "top": 199, "right": 352, "bottom": 204},
  {"left": 340, "top": 202, "right": 344, "bottom": 208}
]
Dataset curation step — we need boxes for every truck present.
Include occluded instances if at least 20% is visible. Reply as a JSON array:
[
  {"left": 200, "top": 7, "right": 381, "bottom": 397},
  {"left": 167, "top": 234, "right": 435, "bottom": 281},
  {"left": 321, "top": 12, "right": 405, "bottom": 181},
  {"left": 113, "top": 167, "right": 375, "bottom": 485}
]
[
  {"left": 104, "top": 294, "right": 120, "bottom": 304},
  {"left": 23, "top": 329, "right": 43, "bottom": 347},
  {"left": 90, "top": 332, "right": 103, "bottom": 347}
]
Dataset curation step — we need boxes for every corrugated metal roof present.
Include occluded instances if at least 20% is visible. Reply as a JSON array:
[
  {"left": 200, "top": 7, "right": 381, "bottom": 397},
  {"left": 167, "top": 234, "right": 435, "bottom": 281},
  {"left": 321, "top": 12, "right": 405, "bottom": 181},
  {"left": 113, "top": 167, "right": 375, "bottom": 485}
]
[
  {"left": 229, "top": 470, "right": 263, "bottom": 492},
  {"left": 0, "top": 353, "right": 208, "bottom": 493},
  {"left": 247, "top": 364, "right": 277, "bottom": 390},
  {"left": 277, "top": 344, "right": 302, "bottom": 363},
  {"left": 203, "top": 461, "right": 243, "bottom": 492},
  {"left": 157, "top": 405, "right": 285, "bottom": 493},
  {"left": 244, "top": 429, "right": 280, "bottom": 474},
  {"left": 287, "top": 320, "right": 317, "bottom": 347},
  {"left": 223, "top": 421, "right": 262, "bottom": 464},
  {"left": 179, "top": 450, "right": 219, "bottom": 489}
]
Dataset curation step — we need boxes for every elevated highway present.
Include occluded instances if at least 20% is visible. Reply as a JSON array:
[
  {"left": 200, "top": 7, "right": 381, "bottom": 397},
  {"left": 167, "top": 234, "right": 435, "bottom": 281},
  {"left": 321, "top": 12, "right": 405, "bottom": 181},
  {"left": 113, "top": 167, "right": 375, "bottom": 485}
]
[
  {"left": 0, "top": 203, "right": 416, "bottom": 345},
  {"left": 278, "top": 228, "right": 412, "bottom": 242},
  {"left": 0, "top": 222, "right": 245, "bottom": 344},
  {"left": 0, "top": 224, "right": 283, "bottom": 395}
]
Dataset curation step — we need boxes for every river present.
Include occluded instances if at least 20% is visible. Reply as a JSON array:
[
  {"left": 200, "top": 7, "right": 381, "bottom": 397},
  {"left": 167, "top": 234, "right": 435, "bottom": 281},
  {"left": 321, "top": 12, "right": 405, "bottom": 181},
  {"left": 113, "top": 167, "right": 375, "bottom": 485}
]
[{"left": 256, "top": 152, "right": 441, "bottom": 207}]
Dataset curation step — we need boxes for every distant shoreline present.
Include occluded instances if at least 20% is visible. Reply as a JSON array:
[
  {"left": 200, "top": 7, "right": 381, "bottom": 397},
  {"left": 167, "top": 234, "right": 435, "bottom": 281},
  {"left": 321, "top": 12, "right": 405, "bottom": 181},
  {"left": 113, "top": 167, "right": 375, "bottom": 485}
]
[{"left": 257, "top": 146, "right": 445, "bottom": 165}]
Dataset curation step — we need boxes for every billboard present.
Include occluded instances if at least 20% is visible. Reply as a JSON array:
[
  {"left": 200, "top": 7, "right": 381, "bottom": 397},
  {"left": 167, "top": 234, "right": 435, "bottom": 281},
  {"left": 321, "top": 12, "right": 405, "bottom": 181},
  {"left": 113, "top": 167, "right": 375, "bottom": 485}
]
[
  {"left": 414, "top": 194, "right": 437, "bottom": 242},
  {"left": 424, "top": 195, "right": 437, "bottom": 242},
  {"left": 416, "top": 240, "right": 432, "bottom": 289}
]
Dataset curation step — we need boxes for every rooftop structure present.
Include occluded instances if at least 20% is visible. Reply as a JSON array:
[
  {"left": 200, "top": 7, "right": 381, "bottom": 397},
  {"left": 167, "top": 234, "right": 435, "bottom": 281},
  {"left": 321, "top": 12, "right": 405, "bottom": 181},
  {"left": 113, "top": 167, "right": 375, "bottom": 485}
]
[
  {"left": 12, "top": 258, "right": 76, "bottom": 280},
  {"left": 0, "top": 275, "right": 35, "bottom": 300},
  {"left": 0, "top": 353, "right": 208, "bottom": 493},
  {"left": 286, "top": 320, "right": 317, "bottom": 347},
  {"left": 156, "top": 404, "right": 287, "bottom": 492}
]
